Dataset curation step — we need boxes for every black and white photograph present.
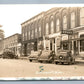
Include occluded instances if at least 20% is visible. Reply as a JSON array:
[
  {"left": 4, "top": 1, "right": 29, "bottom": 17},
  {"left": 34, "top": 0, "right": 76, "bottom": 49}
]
[{"left": 0, "top": 4, "right": 84, "bottom": 80}]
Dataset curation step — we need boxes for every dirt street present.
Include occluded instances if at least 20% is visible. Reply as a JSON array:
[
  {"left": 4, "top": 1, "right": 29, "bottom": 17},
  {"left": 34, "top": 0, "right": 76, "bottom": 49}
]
[{"left": 0, "top": 58, "right": 84, "bottom": 78}]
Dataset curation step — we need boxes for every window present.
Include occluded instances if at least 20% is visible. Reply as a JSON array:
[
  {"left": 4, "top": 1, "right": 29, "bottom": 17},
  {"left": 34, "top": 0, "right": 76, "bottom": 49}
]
[
  {"left": 80, "top": 40, "right": 84, "bottom": 52},
  {"left": 31, "top": 30, "right": 34, "bottom": 39},
  {"left": 80, "top": 8, "right": 84, "bottom": 26},
  {"left": 35, "top": 28, "right": 37, "bottom": 38},
  {"left": 22, "top": 33, "right": 24, "bottom": 41},
  {"left": 51, "top": 21, "right": 54, "bottom": 34},
  {"left": 80, "top": 34, "right": 84, "bottom": 52},
  {"left": 56, "top": 19, "right": 60, "bottom": 32},
  {"left": 46, "top": 23, "right": 49, "bottom": 35},
  {"left": 71, "top": 12, "right": 75, "bottom": 28},
  {"left": 39, "top": 26, "right": 41, "bottom": 37},
  {"left": 25, "top": 32, "right": 27, "bottom": 40},
  {"left": 63, "top": 42, "right": 69, "bottom": 50},
  {"left": 63, "top": 16, "right": 67, "bottom": 30},
  {"left": 28, "top": 31, "right": 30, "bottom": 40},
  {"left": 24, "top": 27, "right": 27, "bottom": 41}
]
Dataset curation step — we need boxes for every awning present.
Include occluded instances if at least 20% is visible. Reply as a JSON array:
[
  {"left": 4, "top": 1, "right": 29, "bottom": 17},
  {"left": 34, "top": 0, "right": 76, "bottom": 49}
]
[{"left": 71, "top": 37, "right": 84, "bottom": 41}]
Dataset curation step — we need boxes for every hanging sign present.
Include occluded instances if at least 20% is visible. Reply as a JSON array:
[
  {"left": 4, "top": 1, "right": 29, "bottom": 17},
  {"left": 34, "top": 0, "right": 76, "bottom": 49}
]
[{"left": 61, "top": 30, "right": 73, "bottom": 35}]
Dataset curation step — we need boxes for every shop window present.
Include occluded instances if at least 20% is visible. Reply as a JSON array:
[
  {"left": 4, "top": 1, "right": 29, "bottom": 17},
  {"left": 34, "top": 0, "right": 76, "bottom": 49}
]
[
  {"left": 80, "top": 8, "right": 84, "bottom": 26},
  {"left": 71, "top": 12, "right": 75, "bottom": 28},
  {"left": 63, "top": 42, "right": 68, "bottom": 50},
  {"left": 80, "top": 40, "right": 84, "bottom": 52},
  {"left": 34, "top": 41, "right": 37, "bottom": 51},
  {"left": 63, "top": 16, "right": 67, "bottom": 30},
  {"left": 56, "top": 19, "right": 60, "bottom": 32}
]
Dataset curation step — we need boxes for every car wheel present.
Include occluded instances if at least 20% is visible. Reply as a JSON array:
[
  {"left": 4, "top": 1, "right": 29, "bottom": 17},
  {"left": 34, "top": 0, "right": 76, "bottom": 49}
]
[
  {"left": 29, "top": 60, "right": 32, "bottom": 62},
  {"left": 68, "top": 61, "right": 72, "bottom": 65},
  {"left": 39, "top": 61, "right": 43, "bottom": 63},
  {"left": 61, "top": 62, "right": 64, "bottom": 65},
  {"left": 72, "top": 59, "right": 75, "bottom": 64},
  {"left": 55, "top": 62, "right": 58, "bottom": 64}
]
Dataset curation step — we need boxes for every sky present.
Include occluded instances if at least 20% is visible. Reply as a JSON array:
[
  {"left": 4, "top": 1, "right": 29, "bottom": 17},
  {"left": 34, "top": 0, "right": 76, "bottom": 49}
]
[{"left": 0, "top": 4, "right": 84, "bottom": 38}]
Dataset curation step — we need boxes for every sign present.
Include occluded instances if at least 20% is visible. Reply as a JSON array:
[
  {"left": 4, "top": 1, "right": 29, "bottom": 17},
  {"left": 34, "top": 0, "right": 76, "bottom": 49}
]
[
  {"left": 62, "top": 35, "right": 68, "bottom": 41},
  {"left": 61, "top": 30, "right": 73, "bottom": 35}
]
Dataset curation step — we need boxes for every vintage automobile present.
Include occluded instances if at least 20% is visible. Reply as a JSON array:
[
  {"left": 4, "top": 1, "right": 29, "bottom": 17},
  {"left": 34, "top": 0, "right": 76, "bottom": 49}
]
[
  {"left": 54, "top": 50, "right": 75, "bottom": 65},
  {"left": 0, "top": 54, "right": 2, "bottom": 58},
  {"left": 28, "top": 51, "right": 41, "bottom": 62},
  {"left": 38, "top": 50, "right": 55, "bottom": 63},
  {"left": 2, "top": 51, "right": 18, "bottom": 59}
]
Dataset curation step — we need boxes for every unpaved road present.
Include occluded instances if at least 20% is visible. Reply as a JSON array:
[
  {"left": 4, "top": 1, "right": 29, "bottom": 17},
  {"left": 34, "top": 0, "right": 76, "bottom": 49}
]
[{"left": 0, "top": 59, "right": 84, "bottom": 78}]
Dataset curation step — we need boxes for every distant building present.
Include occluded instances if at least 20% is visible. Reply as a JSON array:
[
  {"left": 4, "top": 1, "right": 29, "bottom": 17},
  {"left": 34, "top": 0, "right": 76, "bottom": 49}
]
[
  {"left": 3, "top": 33, "right": 22, "bottom": 57},
  {"left": 0, "top": 26, "right": 4, "bottom": 54},
  {"left": 21, "top": 7, "right": 84, "bottom": 57},
  {"left": 0, "top": 40, "right": 4, "bottom": 54}
]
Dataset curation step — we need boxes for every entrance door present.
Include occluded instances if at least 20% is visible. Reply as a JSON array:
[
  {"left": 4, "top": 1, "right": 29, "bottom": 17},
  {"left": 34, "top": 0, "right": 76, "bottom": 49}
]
[
  {"left": 34, "top": 41, "right": 37, "bottom": 51},
  {"left": 24, "top": 43, "right": 27, "bottom": 56},
  {"left": 74, "top": 41, "right": 78, "bottom": 55},
  {"left": 50, "top": 38, "right": 55, "bottom": 51}
]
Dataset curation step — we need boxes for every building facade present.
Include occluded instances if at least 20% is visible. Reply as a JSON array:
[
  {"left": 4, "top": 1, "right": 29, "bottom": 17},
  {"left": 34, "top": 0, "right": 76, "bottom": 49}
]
[
  {"left": 3, "top": 33, "right": 22, "bottom": 57},
  {"left": 21, "top": 7, "right": 84, "bottom": 57},
  {"left": 0, "top": 40, "right": 4, "bottom": 54},
  {"left": 21, "top": 12, "right": 44, "bottom": 56}
]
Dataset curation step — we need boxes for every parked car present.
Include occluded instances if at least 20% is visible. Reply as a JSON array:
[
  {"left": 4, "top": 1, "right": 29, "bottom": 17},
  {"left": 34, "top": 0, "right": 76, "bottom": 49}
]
[
  {"left": 54, "top": 50, "right": 75, "bottom": 65},
  {"left": 38, "top": 50, "right": 55, "bottom": 63},
  {"left": 28, "top": 51, "right": 41, "bottom": 62},
  {"left": 2, "top": 51, "right": 18, "bottom": 59},
  {"left": 0, "top": 54, "right": 2, "bottom": 58}
]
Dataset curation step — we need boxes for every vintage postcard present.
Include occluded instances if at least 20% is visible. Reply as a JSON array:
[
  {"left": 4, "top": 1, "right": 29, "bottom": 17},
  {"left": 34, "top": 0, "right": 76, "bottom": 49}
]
[{"left": 0, "top": 4, "right": 84, "bottom": 80}]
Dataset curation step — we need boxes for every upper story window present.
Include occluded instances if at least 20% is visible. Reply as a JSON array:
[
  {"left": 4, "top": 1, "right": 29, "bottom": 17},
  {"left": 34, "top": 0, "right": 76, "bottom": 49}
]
[
  {"left": 46, "top": 23, "right": 49, "bottom": 35},
  {"left": 28, "top": 31, "right": 30, "bottom": 40},
  {"left": 80, "top": 8, "right": 84, "bottom": 26},
  {"left": 39, "top": 26, "right": 41, "bottom": 37},
  {"left": 51, "top": 21, "right": 54, "bottom": 34},
  {"left": 31, "top": 30, "right": 34, "bottom": 39},
  {"left": 56, "top": 19, "right": 60, "bottom": 32},
  {"left": 22, "top": 27, "right": 25, "bottom": 41},
  {"left": 71, "top": 12, "right": 75, "bottom": 28},
  {"left": 25, "top": 32, "right": 27, "bottom": 40},
  {"left": 24, "top": 26, "right": 27, "bottom": 41},
  {"left": 63, "top": 16, "right": 67, "bottom": 30},
  {"left": 35, "top": 28, "right": 37, "bottom": 38}
]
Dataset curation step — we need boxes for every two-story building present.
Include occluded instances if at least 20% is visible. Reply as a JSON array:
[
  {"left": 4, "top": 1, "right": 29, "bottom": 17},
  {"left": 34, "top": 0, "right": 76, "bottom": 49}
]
[
  {"left": 21, "top": 7, "right": 84, "bottom": 57},
  {"left": 3, "top": 33, "right": 22, "bottom": 57},
  {"left": 21, "top": 12, "right": 45, "bottom": 56}
]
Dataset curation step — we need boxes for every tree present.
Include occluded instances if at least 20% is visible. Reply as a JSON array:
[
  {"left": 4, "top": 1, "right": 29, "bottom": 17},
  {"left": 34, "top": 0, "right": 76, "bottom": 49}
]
[{"left": 0, "top": 25, "right": 4, "bottom": 40}]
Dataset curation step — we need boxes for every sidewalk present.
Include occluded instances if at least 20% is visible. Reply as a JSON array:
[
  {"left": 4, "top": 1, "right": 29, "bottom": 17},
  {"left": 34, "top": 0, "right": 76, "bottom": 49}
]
[
  {"left": 18, "top": 56, "right": 28, "bottom": 60},
  {"left": 75, "top": 57, "right": 84, "bottom": 62}
]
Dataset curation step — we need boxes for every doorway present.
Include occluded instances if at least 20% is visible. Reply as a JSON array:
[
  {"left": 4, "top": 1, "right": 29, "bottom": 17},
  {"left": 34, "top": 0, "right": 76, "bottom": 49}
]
[
  {"left": 74, "top": 41, "right": 78, "bottom": 55},
  {"left": 50, "top": 38, "right": 55, "bottom": 52}
]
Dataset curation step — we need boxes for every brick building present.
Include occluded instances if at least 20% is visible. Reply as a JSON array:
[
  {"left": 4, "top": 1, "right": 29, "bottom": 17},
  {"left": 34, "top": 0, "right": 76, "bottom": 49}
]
[
  {"left": 3, "top": 33, "right": 22, "bottom": 57},
  {"left": 21, "top": 7, "right": 84, "bottom": 57}
]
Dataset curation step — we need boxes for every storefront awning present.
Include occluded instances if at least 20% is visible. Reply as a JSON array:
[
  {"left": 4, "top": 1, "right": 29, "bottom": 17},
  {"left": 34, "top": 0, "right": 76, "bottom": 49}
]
[{"left": 71, "top": 37, "right": 84, "bottom": 41}]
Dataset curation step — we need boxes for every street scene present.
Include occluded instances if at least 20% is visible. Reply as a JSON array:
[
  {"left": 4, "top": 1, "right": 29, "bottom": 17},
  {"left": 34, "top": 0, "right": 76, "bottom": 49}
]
[{"left": 0, "top": 5, "right": 84, "bottom": 79}]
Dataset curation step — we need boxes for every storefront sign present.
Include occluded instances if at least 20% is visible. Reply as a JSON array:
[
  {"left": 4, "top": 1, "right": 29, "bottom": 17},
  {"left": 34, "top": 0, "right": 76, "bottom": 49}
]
[
  {"left": 61, "top": 30, "right": 73, "bottom": 35},
  {"left": 62, "top": 35, "right": 68, "bottom": 41}
]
